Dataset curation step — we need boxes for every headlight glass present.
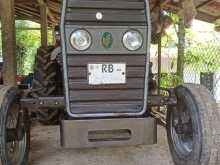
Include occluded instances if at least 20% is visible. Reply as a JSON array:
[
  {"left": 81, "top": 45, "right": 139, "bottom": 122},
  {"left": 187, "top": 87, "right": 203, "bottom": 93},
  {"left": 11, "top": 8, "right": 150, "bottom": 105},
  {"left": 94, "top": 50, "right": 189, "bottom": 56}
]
[
  {"left": 123, "top": 30, "right": 143, "bottom": 51},
  {"left": 70, "top": 29, "right": 92, "bottom": 51}
]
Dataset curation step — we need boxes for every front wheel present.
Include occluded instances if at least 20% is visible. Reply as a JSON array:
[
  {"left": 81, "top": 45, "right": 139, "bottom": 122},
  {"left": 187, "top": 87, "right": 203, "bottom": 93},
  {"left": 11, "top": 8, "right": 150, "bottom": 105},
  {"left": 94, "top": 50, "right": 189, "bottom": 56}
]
[
  {"left": 167, "top": 84, "right": 220, "bottom": 165},
  {"left": 0, "top": 86, "right": 30, "bottom": 165}
]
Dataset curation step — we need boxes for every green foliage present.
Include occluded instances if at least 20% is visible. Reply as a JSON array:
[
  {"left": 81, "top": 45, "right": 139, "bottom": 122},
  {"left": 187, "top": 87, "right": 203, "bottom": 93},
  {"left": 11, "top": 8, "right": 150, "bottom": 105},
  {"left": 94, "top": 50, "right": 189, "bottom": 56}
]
[
  {"left": 16, "top": 45, "right": 27, "bottom": 74},
  {"left": 16, "top": 21, "right": 41, "bottom": 75},
  {"left": 160, "top": 73, "right": 183, "bottom": 88},
  {"left": 161, "top": 18, "right": 220, "bottom": 88},
  {"left": 184, "top": 23, "right": 220, "bottom": 73},
  {"left": 48, "top": 30, "right": 54, "bottom": 45},
  {"left": 185, "top": 39, "right": 220, "bottom": 73},
  {"left": 15, "top": 20, "right": 53, "bottom": 75},
  {"left": 158, "top": 17, "right": 220, "bottom": 88}
]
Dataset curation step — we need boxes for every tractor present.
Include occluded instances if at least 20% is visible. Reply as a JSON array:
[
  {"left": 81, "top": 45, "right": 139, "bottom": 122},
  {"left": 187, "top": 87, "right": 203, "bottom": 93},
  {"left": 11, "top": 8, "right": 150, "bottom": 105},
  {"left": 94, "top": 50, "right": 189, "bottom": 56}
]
[{"left": 0, "top": 0, "right": 220, "bottom": 165}]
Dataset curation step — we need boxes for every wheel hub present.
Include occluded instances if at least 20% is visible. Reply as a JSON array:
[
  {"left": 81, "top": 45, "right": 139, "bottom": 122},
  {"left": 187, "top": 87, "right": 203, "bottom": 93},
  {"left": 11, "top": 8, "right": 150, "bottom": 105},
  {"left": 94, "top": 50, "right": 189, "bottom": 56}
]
[
  {"left": 170, "top": 104, "right": 194, "bottom": 156},
  {"left": 174, "top": 120, "right": 193, "bottom": 135}
]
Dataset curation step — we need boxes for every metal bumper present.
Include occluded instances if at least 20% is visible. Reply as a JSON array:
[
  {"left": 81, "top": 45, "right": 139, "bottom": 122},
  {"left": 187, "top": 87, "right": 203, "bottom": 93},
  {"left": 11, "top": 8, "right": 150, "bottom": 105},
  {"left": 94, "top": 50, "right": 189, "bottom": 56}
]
[{"left": 60, "top": 117, "right": 157, "bottom": 149}]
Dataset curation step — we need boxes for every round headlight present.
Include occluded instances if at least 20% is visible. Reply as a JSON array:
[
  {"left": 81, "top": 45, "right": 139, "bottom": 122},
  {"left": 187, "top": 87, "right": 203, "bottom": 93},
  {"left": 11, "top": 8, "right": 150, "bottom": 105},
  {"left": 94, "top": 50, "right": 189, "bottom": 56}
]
[
  {"left": 123, "top": 30, "right": 143, "bottom": 51},
  {"left": 70, "top": 29, "right": 92, "bottom": 51}
]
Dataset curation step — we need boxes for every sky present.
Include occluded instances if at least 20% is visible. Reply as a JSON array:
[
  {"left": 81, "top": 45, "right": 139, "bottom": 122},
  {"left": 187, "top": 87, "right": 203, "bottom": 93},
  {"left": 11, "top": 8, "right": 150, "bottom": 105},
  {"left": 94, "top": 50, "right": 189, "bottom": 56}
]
[{"left": 192, "top": 20, "right": 214, "bottom": 32}]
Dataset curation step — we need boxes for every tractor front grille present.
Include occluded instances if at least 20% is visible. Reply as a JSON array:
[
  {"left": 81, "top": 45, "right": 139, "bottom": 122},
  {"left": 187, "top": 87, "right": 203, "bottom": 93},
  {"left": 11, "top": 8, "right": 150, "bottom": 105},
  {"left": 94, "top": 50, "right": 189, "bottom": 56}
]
[
  {"left": 61, "top": 0, "right": 149, "bottom": 117},
  {"left": 67, "top": 54, "right": 146, "bottom": 114}
]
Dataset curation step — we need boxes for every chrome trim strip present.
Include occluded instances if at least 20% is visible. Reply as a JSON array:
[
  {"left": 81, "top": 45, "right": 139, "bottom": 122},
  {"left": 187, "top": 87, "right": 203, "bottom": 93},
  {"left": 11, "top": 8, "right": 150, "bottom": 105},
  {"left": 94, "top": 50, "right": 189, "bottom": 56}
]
[{"left": 61, "top": 0, "right": 71, "bottom": 116}]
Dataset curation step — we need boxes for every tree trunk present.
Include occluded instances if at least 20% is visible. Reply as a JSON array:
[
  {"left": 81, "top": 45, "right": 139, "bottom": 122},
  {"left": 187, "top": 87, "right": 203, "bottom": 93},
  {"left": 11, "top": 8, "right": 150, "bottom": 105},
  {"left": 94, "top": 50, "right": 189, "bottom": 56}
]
[{"left": 177, "top": 18, "right": 185, "bottom": 80}]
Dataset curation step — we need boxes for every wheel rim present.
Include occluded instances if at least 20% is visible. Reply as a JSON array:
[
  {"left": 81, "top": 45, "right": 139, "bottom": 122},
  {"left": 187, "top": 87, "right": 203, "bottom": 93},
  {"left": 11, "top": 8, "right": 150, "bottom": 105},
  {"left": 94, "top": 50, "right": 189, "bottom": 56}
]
[
  {"left": 170, "top": 101, "right": 194, "bottom": 157},
  {"left": 6, "top": 103, "right": 27, "bottom": 165}
]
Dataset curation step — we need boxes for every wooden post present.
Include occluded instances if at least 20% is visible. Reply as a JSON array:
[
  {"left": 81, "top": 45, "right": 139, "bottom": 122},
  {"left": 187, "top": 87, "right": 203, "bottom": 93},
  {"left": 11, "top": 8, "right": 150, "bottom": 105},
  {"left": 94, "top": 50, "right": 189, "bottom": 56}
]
[
  {"left": 157, "top": 7, "right": 162, "bottom": 94},
  {"left": 40, "top": 2, "right": 48, "bottom": 47},
  {"left": 177, "top": 18, "right": 185, "bottom": 80},
  {"left": 0, "top": 0, "right": 17, "bottom": 85},
  {"left": 157, "top": 33, "right": 162, "bottom": 94}
]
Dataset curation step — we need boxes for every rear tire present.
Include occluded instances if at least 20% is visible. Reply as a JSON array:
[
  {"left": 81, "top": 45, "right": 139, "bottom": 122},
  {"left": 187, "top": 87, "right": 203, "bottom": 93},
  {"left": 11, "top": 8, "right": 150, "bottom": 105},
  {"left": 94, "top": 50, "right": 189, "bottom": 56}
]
[
  {"left": 167, "top": 84, "right": 220, "bottom": 165},
  {"left": 0, "top": 86, "right": 30, "bottom": 165},
  {"left": 32, "top": 46, "right": 61, "bottom": 125}
]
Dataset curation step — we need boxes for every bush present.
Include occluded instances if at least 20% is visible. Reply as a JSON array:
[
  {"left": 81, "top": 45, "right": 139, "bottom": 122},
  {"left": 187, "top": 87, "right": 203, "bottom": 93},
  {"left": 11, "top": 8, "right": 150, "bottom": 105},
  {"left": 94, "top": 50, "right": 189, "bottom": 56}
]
[{"left": 160, "top": 73, "right": 183, "bottom": 88}]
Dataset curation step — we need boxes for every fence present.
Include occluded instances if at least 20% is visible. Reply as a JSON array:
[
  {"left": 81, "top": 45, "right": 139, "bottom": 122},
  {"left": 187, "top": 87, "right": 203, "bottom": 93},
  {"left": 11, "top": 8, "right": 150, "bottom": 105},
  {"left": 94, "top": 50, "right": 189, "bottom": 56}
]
[
  {"left": 151, "top": 35, "right": 220, "bottom": 103},
  {"left": 184, "top": 38, "right": 220, "bottom": 102}
]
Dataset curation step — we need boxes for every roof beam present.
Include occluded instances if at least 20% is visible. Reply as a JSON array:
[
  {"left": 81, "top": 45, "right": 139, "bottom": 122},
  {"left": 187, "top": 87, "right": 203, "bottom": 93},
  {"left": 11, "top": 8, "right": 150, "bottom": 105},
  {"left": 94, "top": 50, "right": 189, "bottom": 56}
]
[
  {"left": 15, "top": 6, "right": 40, "bottom": 18},
  {"left": 196, "top": 0, "right": 212, "bottom": 9},
  {"left": 15, "top": 11, "right": 40, "bottom": 23},
  {"left": 37, "top": 0, "right": 57, "bottom": 24},
  {"left": 15, "top": 0, "right": 37, "bottom": 4},
  {"left": 160, "top": 0, "right": 182, "bottom": 13},
  {"left": 39, "top": 1, "right": 48, "bottom": 47}
]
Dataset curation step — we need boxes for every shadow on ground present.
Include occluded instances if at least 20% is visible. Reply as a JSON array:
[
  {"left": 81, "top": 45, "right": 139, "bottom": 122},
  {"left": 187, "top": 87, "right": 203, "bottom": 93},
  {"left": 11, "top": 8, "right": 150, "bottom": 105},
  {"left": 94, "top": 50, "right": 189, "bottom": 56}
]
[{"left": 29, "top": 124, "right": 174, "bottom": 165}]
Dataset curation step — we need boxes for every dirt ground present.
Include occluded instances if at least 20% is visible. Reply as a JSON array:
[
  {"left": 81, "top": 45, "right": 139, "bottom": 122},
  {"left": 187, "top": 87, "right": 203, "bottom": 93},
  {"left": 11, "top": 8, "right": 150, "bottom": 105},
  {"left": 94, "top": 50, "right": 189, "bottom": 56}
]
[{"left": 29, "top": 124, "right": 174, "bottom": 165}]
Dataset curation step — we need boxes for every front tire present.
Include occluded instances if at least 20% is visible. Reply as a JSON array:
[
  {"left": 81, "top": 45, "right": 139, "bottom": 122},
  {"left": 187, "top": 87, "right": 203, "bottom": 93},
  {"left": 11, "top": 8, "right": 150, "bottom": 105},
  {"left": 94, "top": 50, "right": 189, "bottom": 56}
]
[
  {"left": 0, "top": 86, "right": 30, "bottom": 165},
  {"left": 167, "top": 84, "right": 220, "bottom": 165}
]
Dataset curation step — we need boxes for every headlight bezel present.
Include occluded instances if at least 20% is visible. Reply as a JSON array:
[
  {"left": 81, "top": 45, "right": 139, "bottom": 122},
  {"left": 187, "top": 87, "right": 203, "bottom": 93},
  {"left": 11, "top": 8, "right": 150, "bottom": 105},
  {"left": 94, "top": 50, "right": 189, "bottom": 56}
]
[
  {"left": 70, "top": 29, "right": 92, "bottom": 51},
  {"left": 122, "top": 29, "right": 144, "bottom": 51}
]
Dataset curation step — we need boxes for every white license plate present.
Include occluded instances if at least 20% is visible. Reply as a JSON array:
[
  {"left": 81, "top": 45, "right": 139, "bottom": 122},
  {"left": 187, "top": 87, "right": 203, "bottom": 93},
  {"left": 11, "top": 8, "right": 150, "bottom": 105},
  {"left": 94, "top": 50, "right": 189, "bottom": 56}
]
[{"left": 88, "top": 63, "right": 126, "bottom": 85}]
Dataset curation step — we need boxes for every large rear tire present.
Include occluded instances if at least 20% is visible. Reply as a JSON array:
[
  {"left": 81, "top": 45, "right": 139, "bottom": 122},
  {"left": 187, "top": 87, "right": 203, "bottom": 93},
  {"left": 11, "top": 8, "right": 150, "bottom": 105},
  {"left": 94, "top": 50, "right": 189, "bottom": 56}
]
[
  {"left": 0, "top": 86, "right": 30, "bottom": 165},
  {"left": 31, "top": 46, "right": 61, "bottom": 125},
  {"left": 167, "top": 84, "right": 220, "bottom": 165}
]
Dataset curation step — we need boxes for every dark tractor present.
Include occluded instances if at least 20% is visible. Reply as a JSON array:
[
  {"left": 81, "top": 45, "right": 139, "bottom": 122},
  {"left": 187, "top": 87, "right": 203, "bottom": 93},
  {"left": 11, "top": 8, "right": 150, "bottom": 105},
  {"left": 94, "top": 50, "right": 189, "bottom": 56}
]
[{"left": 0, "top": 0, "right": 220, "bottom": 165}]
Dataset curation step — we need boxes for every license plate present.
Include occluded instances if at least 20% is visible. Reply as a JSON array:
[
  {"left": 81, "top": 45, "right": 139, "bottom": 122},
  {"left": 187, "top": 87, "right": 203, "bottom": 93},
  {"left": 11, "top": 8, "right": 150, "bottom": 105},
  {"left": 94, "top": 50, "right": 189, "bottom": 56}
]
[{"left": 88, "top": 63, "right": 126, "bottom": 85}]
